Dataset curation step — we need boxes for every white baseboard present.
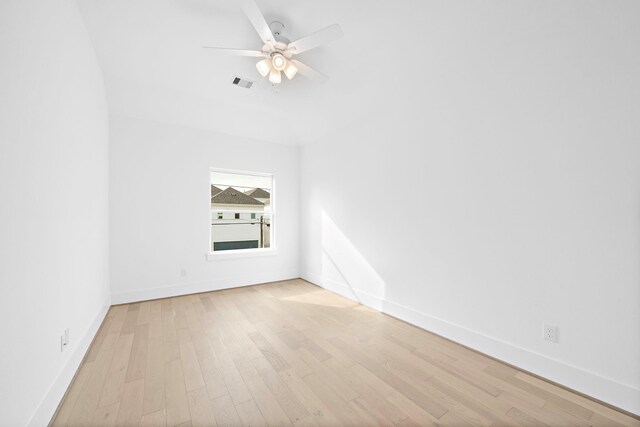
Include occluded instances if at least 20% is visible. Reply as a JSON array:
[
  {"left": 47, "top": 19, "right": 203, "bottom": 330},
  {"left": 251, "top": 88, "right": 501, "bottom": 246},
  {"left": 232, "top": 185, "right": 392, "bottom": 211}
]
[
  {"left": 301, "top": 272, "right": 640, "bottom": 416},
  {"left": 27, "top": 300, "right": 111, "bottom": 427},
  {"left": 111, "top": 271, "right": 300, "bottom": 305}
]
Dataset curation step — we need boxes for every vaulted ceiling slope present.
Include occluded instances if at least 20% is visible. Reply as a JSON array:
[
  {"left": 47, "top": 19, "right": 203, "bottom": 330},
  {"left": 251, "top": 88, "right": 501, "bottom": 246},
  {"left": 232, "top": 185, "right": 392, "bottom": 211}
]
[{"left": 77, "top": 0, "right": 388, "bottom": 145}]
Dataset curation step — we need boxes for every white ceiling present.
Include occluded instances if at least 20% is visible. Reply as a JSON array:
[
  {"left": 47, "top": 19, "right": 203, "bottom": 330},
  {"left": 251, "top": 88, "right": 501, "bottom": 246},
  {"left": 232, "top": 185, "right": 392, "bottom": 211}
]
[
  {"left": 77, "top": 0, "right": 424, "bottom": 145},
  {"left": 77, "top": 1, "right": 613, "bottom": 145}
]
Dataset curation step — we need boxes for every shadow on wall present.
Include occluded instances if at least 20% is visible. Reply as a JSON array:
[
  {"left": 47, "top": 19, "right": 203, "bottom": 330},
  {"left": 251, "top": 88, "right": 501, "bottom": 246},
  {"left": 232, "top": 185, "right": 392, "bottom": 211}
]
[{"left": 320, "top": 210, "right": 386, "bottom": 310}]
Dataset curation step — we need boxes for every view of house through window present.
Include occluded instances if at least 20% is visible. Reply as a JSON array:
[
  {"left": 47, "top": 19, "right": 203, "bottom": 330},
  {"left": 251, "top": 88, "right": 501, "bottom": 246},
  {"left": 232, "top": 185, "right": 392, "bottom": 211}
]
[{"left": 210, "top": 170, "right": 272, "bottom": 252}]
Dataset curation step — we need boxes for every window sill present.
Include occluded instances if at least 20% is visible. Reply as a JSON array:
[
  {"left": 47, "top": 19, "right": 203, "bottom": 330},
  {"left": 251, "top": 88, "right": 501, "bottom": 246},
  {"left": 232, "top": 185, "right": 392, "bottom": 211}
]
[{"left": 206, "top": 248, "right": 278, "bottom": 261}]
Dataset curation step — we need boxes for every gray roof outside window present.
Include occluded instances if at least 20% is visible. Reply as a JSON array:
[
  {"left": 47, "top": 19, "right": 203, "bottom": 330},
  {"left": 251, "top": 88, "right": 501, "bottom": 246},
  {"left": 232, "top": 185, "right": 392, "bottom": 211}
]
[{"left": 212, "top": 187, "right": 264, "bottom": 206}]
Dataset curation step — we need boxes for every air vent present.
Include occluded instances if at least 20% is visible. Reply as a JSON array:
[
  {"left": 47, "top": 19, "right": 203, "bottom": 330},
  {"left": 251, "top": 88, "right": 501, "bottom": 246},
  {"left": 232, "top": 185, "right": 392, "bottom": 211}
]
[{"left": 231, "top": 76, "right": 254, "bottom": 89}]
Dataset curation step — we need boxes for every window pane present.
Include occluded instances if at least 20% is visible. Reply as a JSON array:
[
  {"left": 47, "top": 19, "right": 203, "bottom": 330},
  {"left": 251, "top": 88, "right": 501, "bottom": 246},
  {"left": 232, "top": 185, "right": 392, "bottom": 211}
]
[{"left": 211, "top": 170, "right": 272, "bottom": 252}]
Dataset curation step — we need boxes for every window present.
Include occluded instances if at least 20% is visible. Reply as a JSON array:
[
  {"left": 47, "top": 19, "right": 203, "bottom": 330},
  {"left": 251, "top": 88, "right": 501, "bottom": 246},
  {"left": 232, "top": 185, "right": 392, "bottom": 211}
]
[{"left": 210, "top": 169, "right": 273, "bottom": 253}]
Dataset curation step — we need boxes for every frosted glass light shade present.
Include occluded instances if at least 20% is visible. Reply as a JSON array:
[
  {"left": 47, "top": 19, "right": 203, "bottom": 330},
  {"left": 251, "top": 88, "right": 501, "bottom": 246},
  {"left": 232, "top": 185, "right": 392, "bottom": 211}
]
[
  {"left": 271, "top": 53, "right": 286, "bottom": 71},
  {"left": 256, "top": 59, "right": 271, "bottom": 77},
  {"left": 268, "top": 68, "right": 282, "bottom": 84},
  {"left": 284, "top": 61, "right": 298, "bottom": 80}
]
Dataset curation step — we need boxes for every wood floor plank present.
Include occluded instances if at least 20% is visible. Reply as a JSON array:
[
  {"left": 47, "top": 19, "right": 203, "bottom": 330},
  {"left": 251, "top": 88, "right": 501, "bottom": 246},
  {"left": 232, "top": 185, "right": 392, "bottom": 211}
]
[
  {"left": 301, "top": 373, "right": 365, "bottom": 426},
  {"left": 224, "top": 377, "right": 253, "bottom": 406},
  {"left": 121, "top": 309, "right": 140, "bottom": 335},
  {"left": 125, "top": 323, "right": 149, "bottom": 382},
  {"left": 211, "top": 394, "right": 242, "bottom": 426},
  {"left": 248, "top": 331, "right": 292, "bottom": 372},
  {"left": 277, "top": 328, "right": 332, "bottom": 362},
  {"left": 52, "top": 281, "right": 640, "bottom": 427},
  {"left": 259, "top": 366, "right": 309, "bottom": 423},
  {"left": 187, "top": 387, "right": 217, "bottom": 427},
  {"left": 245, "top": 376, "right": 293, "bottom": 426},
  {"left": 383, "top": 358, "right": 493, "bottom": 426},
  {"left": 106, "top": 307, "right": 127, "bottom": 337},
  {"left": 499, "top": 390, "right": 592, "bottom": 427},
  {"left": 85, "top": 317, "right": 113, "bottom": 363},
  {"left": 253, "top": 322, "right": 314, "bottom": 378},
  {"left": 98, "top": 333, "right": 134, "bottom": 407},
  {"left": 137, "top": 301, "right": 151, "bottom": 325},
  {"left": 193, "top": 337, "right": 227, "bottom": 399},
  {"left": 351, "top": 331, "right": 523, "bottom": 422},
  {"left": 362, "top": 332, "right": 505, "bottom": 401},
  {"left": 235, "top": 399, "right": 268, "bottom": 426},
  {"left": 296, "top": 347, "right": 358, "bottom": 402},
  {"left": 438, "top": 411, "right": 479, "bottom": 426},
  {"left": 427, "top": 376, "right": 515, "bottom": 426},
  {"left": 348, "top": 396, "right": 396, "bottom": 426},
  {"left": 178, "top": 331, "right": 206, "bottom": 392},
  {"left": 163, "top": 312, "right": 178, "bottom": 343},
  {"left": 142, "top": 336, "right": 165, "bottom": 415},
  {"left": 91, "top": 401, "right": 120, "bottom": 427},
  {"left": 499, "top": 371, "right": 594, "bottom": 420},
  {"left": 199, "top": 295, "right": 215, "bottom": 313},
  {"left": 514, "top": 371, "right": 638, "bottom": 425},
  {"left": 116, "top": 378, "right": 144, "bottom": 426},
  {"left": 164, "top": 358, "right": 191, "bottom": 427},
  {"left": 506, "top": 406, "right": 549, "bottom": 426},
  {"left": 323, "top": 357, "right": 407, "bottom": 424},
  {"left": 327, "top": 336, "right": 448, "bottom": 419},
  {"left": 278, "top": 369, "right": 343, "bottom": 427},
  {"left": 293, "top": 415, "right": 319, "bottom": 427},
  {"left": 385, "top": 391, "right": 441, "bottom": 426},
  {"left": 349, "top": 363, "right": 395, "bottom": 396},
  {"left": 590, "top": 411, "right": 635, "bottom": 427},
  {"left": 65, "top": 348, "right": 116, "bottom": 425},
  {"left": 149, "top": 311, "right": 163, "bottom": 338},
  {"left": 51, "top": 362, "right": 94, "bottom": 426},
  {"left": 141, "top": 409, "right": 166, "bottom": 426},
  {"left": 164, "top": 339, "right": 180, "bottom": 363}
]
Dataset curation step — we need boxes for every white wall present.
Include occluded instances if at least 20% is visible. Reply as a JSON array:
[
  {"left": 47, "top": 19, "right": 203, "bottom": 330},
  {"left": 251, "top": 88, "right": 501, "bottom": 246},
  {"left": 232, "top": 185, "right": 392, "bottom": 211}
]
[
  {"left": 300, "top": 1, "right": 640, "bottom": 414},
  {"left": 109, "top": 115, "right": 299, "bottom": 303},
  {"left": 0, "top": 1, "right": 110, "bottom": 425}
]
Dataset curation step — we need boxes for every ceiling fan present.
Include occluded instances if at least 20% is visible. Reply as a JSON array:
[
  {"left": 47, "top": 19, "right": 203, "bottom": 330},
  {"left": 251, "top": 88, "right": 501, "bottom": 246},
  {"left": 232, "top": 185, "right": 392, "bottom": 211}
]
[{"left": 203, "top": 0, "right": 343, "bottom": 85}]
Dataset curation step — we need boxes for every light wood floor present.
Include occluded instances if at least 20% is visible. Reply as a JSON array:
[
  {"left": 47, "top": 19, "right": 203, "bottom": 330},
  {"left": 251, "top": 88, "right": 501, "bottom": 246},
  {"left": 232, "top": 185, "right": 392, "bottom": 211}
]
[{"left": 52, "top": 279, "right": 639, "bottom": 426}]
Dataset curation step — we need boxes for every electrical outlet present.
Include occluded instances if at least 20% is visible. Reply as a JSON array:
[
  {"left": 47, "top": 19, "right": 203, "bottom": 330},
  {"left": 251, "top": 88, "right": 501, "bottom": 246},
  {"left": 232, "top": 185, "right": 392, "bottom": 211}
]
[
  {"left": 543, "top": 324, "right": 558, "bottom": 343},
  {"left": 180, "top": 268, "right": 187, "bottom": 278}
]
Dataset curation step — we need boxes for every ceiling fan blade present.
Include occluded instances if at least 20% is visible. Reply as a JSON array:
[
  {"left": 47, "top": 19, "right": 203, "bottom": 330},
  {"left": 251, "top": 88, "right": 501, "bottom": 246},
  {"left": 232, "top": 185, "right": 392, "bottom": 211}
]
[
  {"left": 287, "top": 24, "right": 343, "bottom": 54},
  {"left": 202, "top": 47, "right": 267, "bottom": 57},
  {"left": 242, "top": 0, "right": 275, "bottom": 45},
  {"left": 290, "top": 59, "right": 328, "bottom": 84}
]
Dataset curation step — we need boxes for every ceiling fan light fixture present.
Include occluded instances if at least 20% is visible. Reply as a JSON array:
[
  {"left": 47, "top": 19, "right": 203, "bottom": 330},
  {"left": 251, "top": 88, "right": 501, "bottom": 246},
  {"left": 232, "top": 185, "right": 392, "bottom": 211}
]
[
  {"left": 256, "top": 58, "right": 271, "bottom": 77},
  {"left": 203, "top": 0, "right": 343, "bottom": 85},
  {"left": 271, "top": 52, "right": 287, "bottom": 71},
  {"left": 268, "top": 68, "right": 282, "bottom": 84},
  {"left": 283, "top": 61, "right": 298, "bottom": 80}
]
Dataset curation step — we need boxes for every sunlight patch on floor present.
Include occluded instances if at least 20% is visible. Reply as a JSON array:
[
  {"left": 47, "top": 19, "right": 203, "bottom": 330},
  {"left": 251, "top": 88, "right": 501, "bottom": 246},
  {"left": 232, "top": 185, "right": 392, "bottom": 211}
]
[{"left": 280, "top": 289, "right": 360, "bottom": 308}]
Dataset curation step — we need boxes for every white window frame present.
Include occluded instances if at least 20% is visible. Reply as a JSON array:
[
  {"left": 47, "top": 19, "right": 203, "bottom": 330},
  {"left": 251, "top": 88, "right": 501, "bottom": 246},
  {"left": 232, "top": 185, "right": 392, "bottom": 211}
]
[{"left": 207, "top": 167, "right": 277, "bottom": 261}]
